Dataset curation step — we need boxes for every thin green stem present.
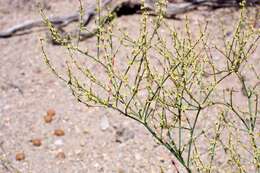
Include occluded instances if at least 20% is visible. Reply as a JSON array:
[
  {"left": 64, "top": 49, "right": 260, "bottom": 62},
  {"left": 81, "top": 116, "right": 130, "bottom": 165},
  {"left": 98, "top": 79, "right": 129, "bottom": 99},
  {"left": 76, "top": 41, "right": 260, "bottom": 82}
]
[{"left": 187, "top": 108, "right": 201, "bottom": 168}]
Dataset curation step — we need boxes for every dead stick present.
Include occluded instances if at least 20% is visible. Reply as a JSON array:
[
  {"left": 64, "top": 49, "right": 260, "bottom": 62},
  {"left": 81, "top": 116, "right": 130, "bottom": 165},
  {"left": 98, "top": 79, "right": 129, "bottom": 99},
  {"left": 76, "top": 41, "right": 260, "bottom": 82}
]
[
  {"left": 0, "top": 0, "right": 258, "bottom": 39},
  {"left": 0, "top": 0, "right": 112, "bottom": 38}
]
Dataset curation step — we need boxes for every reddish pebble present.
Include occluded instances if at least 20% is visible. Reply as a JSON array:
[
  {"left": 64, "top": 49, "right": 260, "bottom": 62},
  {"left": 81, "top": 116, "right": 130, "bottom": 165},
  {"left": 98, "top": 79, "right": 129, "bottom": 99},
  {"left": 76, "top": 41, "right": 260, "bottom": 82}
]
[
  {"left": 47, "top": 109, "right": 56, "bottom": 117},
  {"left": 44, "top": 114, "right": 53, "bottom": 123},
  {"left": 15, "top": 152, "right": 25, "bottom": 161},
  {"left": 30, "top": 139, "right": 42, "bottom": 147},
  {"left": 54, "top": 129, "right": 65, "bottom": 136}
]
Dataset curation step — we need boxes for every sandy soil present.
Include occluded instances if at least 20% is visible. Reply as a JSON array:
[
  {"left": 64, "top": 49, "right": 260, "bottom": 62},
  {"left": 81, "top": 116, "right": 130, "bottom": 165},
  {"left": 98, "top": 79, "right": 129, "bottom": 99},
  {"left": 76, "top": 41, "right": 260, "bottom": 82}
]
[{"left": 0, "top": 1, "right": 259, "bottom": 173}]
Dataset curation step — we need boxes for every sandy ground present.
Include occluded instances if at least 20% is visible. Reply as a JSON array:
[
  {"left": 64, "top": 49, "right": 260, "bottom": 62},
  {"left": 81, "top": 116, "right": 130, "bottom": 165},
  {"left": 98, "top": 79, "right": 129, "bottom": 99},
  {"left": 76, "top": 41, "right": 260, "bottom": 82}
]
[{"left": 0, "top": 1, "right": 259, "bottom": 173}]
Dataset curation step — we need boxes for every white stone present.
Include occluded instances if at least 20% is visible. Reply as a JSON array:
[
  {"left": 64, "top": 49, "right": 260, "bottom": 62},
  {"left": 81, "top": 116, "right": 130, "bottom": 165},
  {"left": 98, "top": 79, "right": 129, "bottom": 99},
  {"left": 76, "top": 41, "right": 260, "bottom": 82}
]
[
  {"left": 100, "top": 115, "right": 109, "bottom": 130},
  {"left": 54, "top": 139, "right": 64, "bottom": 146},
  {"left": 135, "top": 153, "right": 142, "bottom": 161}
]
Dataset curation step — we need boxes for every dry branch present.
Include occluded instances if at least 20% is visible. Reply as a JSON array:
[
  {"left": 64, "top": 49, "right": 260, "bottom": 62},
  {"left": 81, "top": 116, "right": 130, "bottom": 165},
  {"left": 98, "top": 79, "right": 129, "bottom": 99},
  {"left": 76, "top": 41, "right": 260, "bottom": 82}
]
[
  {"left": 0, "top": 0, "right": 258, "bottom": 40},
  {"left": 0, "top": 0, "right": 112, "bottom": 38}
]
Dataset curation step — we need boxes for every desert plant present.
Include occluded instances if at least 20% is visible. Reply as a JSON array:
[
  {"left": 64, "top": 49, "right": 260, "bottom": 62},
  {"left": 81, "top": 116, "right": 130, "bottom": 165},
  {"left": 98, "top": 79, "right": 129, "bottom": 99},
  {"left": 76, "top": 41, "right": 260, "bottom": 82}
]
[{"left": 40, "top": 0, "right": 260, "bottom": 172}]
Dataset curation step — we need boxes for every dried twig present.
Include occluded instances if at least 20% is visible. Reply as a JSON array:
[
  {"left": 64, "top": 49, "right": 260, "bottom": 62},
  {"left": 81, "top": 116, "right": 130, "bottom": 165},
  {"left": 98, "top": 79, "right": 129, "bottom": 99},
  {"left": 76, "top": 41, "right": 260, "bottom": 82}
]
[
  {"left": 0, "top": 0, "right": 112, "bottom": 38},
  {"left": 0, "top": 0, "right": 258, "bottom": 40}
]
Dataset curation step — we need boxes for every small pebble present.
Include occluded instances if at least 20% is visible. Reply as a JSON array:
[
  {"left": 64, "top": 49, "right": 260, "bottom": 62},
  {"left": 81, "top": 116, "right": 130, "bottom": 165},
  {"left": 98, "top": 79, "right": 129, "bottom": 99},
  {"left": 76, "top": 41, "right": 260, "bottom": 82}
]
[
  {"left": 54, "top": 129, "right": 65, "bottom": 136},
  {"left": 54, "top": 139, "right": 64, "bottom": 146},
  {"left": 47, "top": 109, "right": 56, "bottom": 117},
  {"left": 100, "top": 115, "right": 109, "bottom": 131},
  {"left": 44, "top": 115, "right": 53, "bottom": 123},
  {"left": 83, "top": 128, "right": 89, "bottom": 134},
  {"left": 63, "top": 116, "right": 70, "bottom": 121},
  {"left": 80, "top": 140, "right": 85, "bottom": 147},
  {"left": 15, "top": 152, "right": 25, "bottom": 161},
  {"left": 56, "top": 151, "right": 66, "bottom": 159},
  {"left": 30, "top": 138, "right": 42, "bottom": 147}
]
